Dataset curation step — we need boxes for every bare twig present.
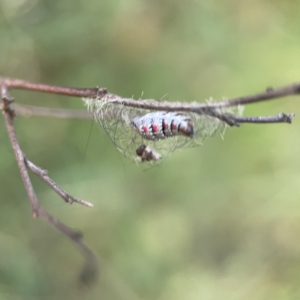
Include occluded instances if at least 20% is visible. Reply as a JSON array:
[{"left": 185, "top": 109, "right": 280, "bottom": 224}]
[
  {"left": 24, "top": 158, "right": 93, "bottom": 207},
  {"left": 215, "top": 84, "right": 300, "bottom": 107},
  {"left": 13, "top": 103, "right": 93, "bottom": 120},
  {"left": 0, "top": 77, "right": 297, "bottom": 126},
  {"left": 1, "top": 86, "right": 98, "bottom": 284},
  {"left": 0, "top": 77, "right": 103, "bottom": 98},
  {"left": 1, "top": 86, "right": 40, "bottom": 217},
  {"left": 37, "top": 208, "right": 98, "bottom": 285},
  {"left": 12, "top": 103, "right": 295, "bottom": 127},
  {"left": 1, "top": 77, "right": 300, "bottom": 106},
  {"left": 216, "top": 112, "right": 295, "bottom": 125}
]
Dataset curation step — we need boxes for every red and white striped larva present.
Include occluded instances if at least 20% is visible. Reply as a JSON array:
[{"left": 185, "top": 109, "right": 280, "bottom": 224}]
[{"left": 131, "top": 111, "right": 194, "bottom": 141}]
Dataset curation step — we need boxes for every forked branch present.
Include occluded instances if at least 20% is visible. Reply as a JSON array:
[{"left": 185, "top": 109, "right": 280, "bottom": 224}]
[
  {"left": 1, "top": 86, "right": 97, "bottom": 284},
  {"left": 1, "top": 76, "right": 299, "bottom": 284}
]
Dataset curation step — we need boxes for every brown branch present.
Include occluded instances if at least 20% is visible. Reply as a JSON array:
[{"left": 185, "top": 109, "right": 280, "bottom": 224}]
[
  {"left": 215, "top": 84, "right": 300, "bottom": 108},
  {"left": 1, "top": 86, "right": 40, "bottom": 217},
  {"left": 13, "top": 103, "right": 93, "bottom": 120},
  {"left": 12, "top": 103, "right": 295, "bottom": 127},
  {"left": 37, "top": 207, "right": 98, "bottom": 285},
  {"left": 0, "top": 77, "right": 297, "bottom": 126},
  {"left": 226, "top": 112, "right": 295, "bottom": 124},
  {"left": 24, "top": 158, "right": 93, "bottom": 207},
  {"left": 0, "top": 77, "right": 103, "bottom": 98},
  {"left": 1, "top": 77, "right": 300, "bottom": 107},
  {"left": 214, "top": 112, "right": 295, "bottom": 126},
  {"left": 1, "top": 87, "right": 98, "bottom": 284},
  {"left": 12, "top": 103, "right": 295, "bottom": 126}
]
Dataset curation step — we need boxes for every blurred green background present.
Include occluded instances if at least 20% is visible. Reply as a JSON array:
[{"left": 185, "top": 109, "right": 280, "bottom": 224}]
[{"left": 1, "top": 0, "right": 300, "bottom": 299}]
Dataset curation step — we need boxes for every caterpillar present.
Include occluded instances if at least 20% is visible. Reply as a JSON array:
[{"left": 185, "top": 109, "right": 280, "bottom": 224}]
[{"left": 131, "top": 111, "right": 194, "bottom": 140}]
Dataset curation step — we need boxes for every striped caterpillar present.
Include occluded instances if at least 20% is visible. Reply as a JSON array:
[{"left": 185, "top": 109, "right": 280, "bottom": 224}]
[{"left": 131, "top": 111, "right": 194, "bottom": 140}]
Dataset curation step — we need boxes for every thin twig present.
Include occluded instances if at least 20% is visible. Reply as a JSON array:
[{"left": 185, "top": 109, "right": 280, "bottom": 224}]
[
  {"left": 1, "top": 86, "right": 98, "bottom": 284},
  {"left": 216, "top": 112, "right": 295, "bottom": 126},
  {"left": 24, "top": 158, "right": 94, "bottom": 207},
  {"left": 215, "top": 84, "right": 300, "bottom": 107},
  {"left": 0, "top": 77, "right": 297, "bottom": 126},
  {"left": 228, "top": 112, "right": 295, "bottom": 124},
  {"left": 1, "top": 77, "right": 300, "bottom": 107},
  {"left": 12, "top": 103, "right": 295, "bottom": 127},
  {"left": 1, "top": 86, "right": 40, "bottom": 217},
  {"left": 0, "top": 77, "right": 102, "bottom": 98},
  {"left": 37, "top": 207, "right": 98, "bottom": 285},
  {"left": 13, "top": 103, "right": 93, "bottom": 120}
]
